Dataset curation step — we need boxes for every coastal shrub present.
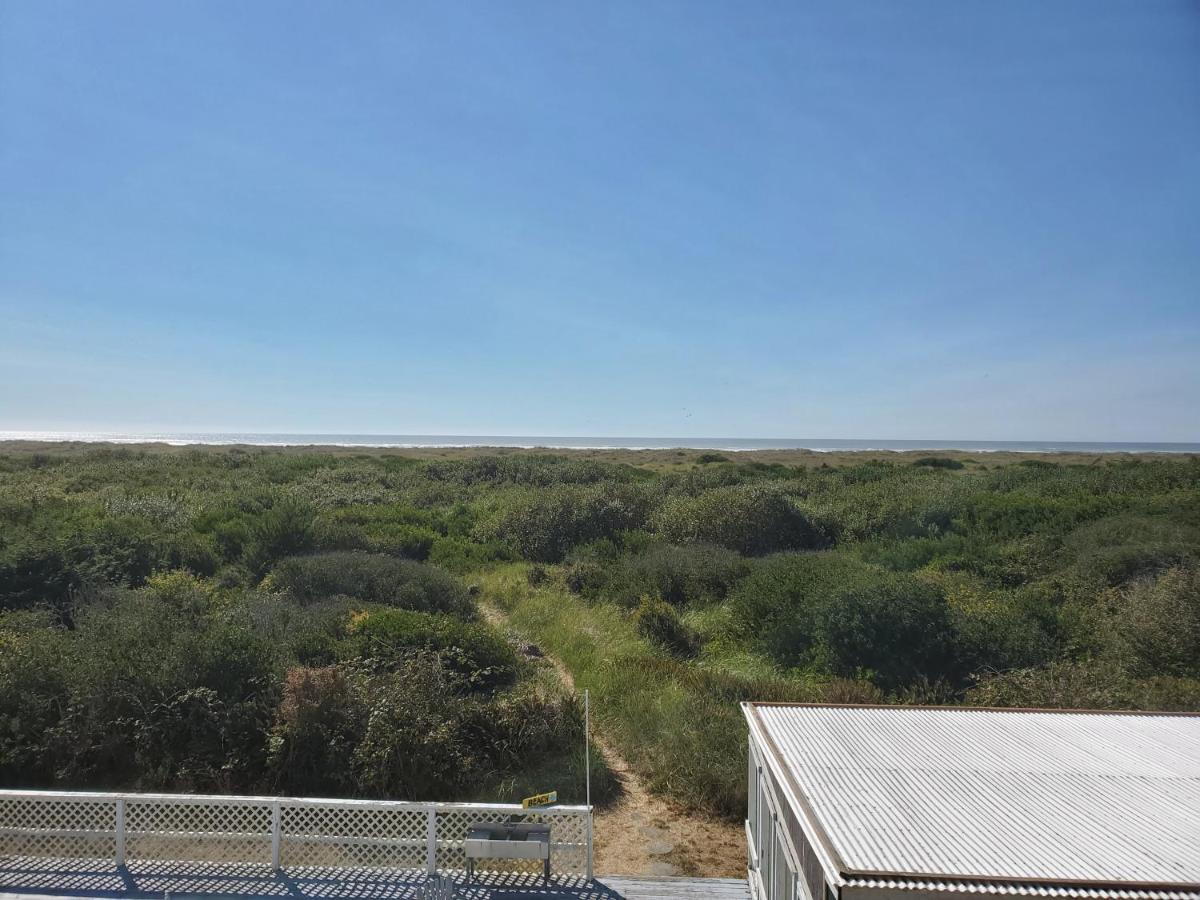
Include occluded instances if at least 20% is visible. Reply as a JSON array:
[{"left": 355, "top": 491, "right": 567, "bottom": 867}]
[
  {"left": 912, "top": 457, "right": 964, "bottom": 470},
  {"left": 245, "top": 500, "right": 317, "bottom": 575},
  {"left": 564, "top": 558, "right": 606, "bottom": 596},
  {"left": 0, "top": 541, "right": 79, "bottom": 614},
  {"left": 633, "top": 596, "right": 700, "bottom": 658},
  {"left": 271, "top": 653, "right": 594, "bottom": 801},
  {"left": 427, "top": 536, "right": 511, "bottom": 574},
  {"left": 816, "top": 577, "right": 956, "bottom": 687},
  {"left": 858, "top": 534, "right": 972, "bottom": 571},
  {"left": 340, "top": 608, "right": 518, "bottom": 690},
  {"left": 422, "top": 455, "right": 638, "bottom": 487},
  {"left": 0, "top": 612, "right": 72, "bottom": 784},
  {"left": 0, "top": 510, "right": 220, "bottom": 611},
  {"left": 477, "top": 484, "right": 651, "bottom": 562},
  {"left": 959, "top": 491, "right": 1118, "bottom": 540},
  {"left": 364, "top": 523, "right": 437, "bottom": 560},
  {"left": 268, "top": 666, "right": 360, "bottom": 795},
  {"left": 956, "top": 605, "right": 1055, "bottom": 673},
  {"left": 199, "top": 514, "right": 253, "bottom": 563},
  {"left": 1063, "top": 514, "right": 1198, "bottom": 587},
  {"left": 1, "top": 588, "right": 279, "bottom": 791},
  {"left": 731, "top": 553, "right": 958, "bottom": 688},
  {"left": 652, "top": 484, "right": 828, "bottom": 555},
  {"left": 349, "top": 653, "right": 478, "bottom": 799},
  {"left": 267, "top": 552, "right": 473, "bottom": 617},
  {"left": 233, "top": 594, "right": 355, "bottom": 667},
  {"left": 572, "top": 542, "right": 749, "bottom": 608},
  {"left": 967, "top": 659, "right": 1200, "bottom": 712},
  {"left": 631, "top": 542, "right": 749, "bottom": 606},
  {"left": 324, "top": 505, "right": 447, "bottom": 559},
  {"left": 1113, "top": 566, "right": 1200, "bottom": 677},
  {"left": 803, "top": 467, "right": 971, "bottom": 542}
]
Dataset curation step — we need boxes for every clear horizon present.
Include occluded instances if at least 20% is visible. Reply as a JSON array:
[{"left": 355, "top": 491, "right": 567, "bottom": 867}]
[
  {"left": 2, "top": 430, "right": 1198, "bottom": 453},
  {"left": 3, "top": 1, "right": 1198, "bottom": 441}
]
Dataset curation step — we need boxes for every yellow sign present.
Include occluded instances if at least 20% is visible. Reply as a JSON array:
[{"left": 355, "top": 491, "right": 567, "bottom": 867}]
[{"left": 521, "top": 790, "right": 558, "bottom": 809}]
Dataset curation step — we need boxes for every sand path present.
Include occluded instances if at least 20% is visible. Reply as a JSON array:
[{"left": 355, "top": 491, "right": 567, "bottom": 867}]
[{"left": 479, "top": 602, "right": 746, "bottom": 877}]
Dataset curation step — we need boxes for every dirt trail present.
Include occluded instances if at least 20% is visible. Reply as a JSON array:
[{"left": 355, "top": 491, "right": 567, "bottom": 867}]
[{"left": 479, "top": 603, "right": 746, "bottom": 878}]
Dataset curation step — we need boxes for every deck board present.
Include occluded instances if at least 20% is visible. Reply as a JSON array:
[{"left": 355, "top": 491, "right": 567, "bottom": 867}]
[
  {"left": 0, "top": 857, "right": 749, "bottom": 900},
  {"left": 598, "top": 876, "right": 751, "bottom": 899}
]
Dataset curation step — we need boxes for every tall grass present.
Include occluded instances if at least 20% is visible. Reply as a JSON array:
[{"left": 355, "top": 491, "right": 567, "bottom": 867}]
[{"left": 477, "top": 564, "right": 838, "bottom": 820}]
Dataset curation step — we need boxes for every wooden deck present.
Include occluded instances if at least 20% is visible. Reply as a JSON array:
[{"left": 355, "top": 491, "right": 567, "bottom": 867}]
[
  {"left": 0, "top": 858, "right": 749, "bottom": 900},
  {"left": 601, "top": 875, "right": 751, "bottom": 898}
]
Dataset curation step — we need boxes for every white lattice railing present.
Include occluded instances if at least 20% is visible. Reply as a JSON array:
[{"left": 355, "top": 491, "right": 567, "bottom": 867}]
[{"left": 0, "top": 790, "right": 593, "bottom": 879}]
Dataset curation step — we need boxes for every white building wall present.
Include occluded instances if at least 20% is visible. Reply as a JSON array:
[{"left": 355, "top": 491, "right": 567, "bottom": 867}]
[{"left": 747, "top": 730, "right": 805, "bottom": 900}]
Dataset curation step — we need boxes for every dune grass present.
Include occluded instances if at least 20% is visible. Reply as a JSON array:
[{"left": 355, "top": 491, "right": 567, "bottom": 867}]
[{"left": 474, "top": 563, "right": 829, "bottom": 820}]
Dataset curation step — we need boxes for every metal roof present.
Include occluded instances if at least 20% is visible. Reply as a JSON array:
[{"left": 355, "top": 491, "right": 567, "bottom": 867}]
[
  {"left": 842, "top": 877, "right": 1200, "bottom": 900},
  {"left": 743, "top": 704, "right": 1200, "bottom": 892}
]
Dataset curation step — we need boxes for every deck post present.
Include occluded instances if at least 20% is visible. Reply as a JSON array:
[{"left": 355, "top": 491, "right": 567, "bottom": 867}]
[
  {"left": 425, "top": 806, "right": 438, "bottom": 874},
  {"left": 114, "top": 798, "right": 126, "bottom": 867},
  {"left": 586, "top": 806, "right": 594, "bottom": 881},
  {"left": 270, "top": 802, "right": 281, "bottom": 870}
]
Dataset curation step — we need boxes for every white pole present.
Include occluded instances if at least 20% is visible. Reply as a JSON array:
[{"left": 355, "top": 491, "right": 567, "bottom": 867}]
[
  {"left": 114, "top": 798, "right": 126, "bottom": 867},
  {"left": 585, "top": 689, "right": 591, "bottom": 810},
  {"left": 585, "top": 688, "right": 592, "bottom": 880},
  {"left": 425, "top": 806, "right": 438, "bottom": 875},
  {"left": 270, "top": 802, "right": 281, "bottom": 870}
]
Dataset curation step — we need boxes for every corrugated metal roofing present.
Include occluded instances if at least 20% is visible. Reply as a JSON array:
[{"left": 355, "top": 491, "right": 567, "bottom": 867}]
[
  {"left": 744, "top": 705, "right": 1200, "bottom": 890},
  {"left": 844, "top": 877, "right": 1200, "bottom": 900}
]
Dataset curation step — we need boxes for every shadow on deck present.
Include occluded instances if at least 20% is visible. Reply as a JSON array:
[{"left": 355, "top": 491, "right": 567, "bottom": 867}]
[{"left": 0, "top": 857, "right": 749, "bottom": 900}]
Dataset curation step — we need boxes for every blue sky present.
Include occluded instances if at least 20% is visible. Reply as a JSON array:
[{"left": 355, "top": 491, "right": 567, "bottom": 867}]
[{"left": 2, "top": 1, "right": 1198, "bottom": 440}]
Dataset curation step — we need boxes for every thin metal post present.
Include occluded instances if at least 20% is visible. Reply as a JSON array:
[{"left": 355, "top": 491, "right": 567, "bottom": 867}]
[
  {"left": 585, "top": 688, "right": 593, "bottom": 881},
  {"left": 270, "top": 802, "right": 281, "bottom": 870},
  {"left": 425, "top": 806, "right": 438, "bottom": 874},
  {"left": 114, "top": 798, "right": 126, "bottom": 867}
]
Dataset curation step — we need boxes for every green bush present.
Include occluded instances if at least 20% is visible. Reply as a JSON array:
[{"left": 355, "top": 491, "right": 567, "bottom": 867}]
[
  {"left": 427, "top": 536, "right": 510, "bottom": 574},
  {"left": 1114, "top": 566, "right": 1200, "bottom": 677},
  {"left": 423, "top": 455, "right": 639, "bottom": 487},
  {"left": 232, "top": 594, "right": 356, "bottom": 667},
  {"left": 340, "top": 608, "right": 518, "bottom": 690},
  {"left": 348, "top": 654, "right": 480, "bottom": 799},
  {"left": 633, "top": 596, "right": 700, "bottom": 658},
  {"left": 267, "top": 552, "right": 474, "bottom": 617},
  {"left": 858, "top": 534, "right": 972, "bottom": 571},
  {"left": 0, "top": 540, "right": 79, "bottom": 615},
  {"left": 731, "top": 553, "right": 959, "bottom": 688},
  {"left": 947, "top": 592, "right": 1056, "bottom": 674},
  {"left": 323, "top": 505, "right": 447, "bottom": 559},
  {"left": 653, "top": 484, "right": 828, "bottom": 555},
  {"left": 960, "top": 491, "right": 1118, "bottom": 540},
  {"left": 268, "top": 666, "right": 360, "bottom": 795},
  {"left": 349, "top": 652, "right": 572, "bottom": 800},
  {"left": 1063, "top": 514, "right": 1198, "bottom": 587},
  {"left": 572, "top": 541, "right": 749, "bottom": 608},
  {"left": 967, "top": 659, "right": 1200, "bottom": 712},
  {"left": 1, "top": 588, "right": 278, "bottom": 791},
  {"left": 245, "top": 500, "right": 317, "bottom": 575},
  {"left": 0, "top": 612, "right": 72, "bottom": 784},
  {"left": 477, "top": 484, "right": 651, "bottom": 563},
  {"left": 913, "top": 457, "right": 965, "bottom": 469}
]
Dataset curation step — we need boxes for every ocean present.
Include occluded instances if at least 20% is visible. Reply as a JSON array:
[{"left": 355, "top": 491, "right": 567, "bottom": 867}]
[{"left": 1, "top": 432, "right": 1197, "bottom": 453}]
